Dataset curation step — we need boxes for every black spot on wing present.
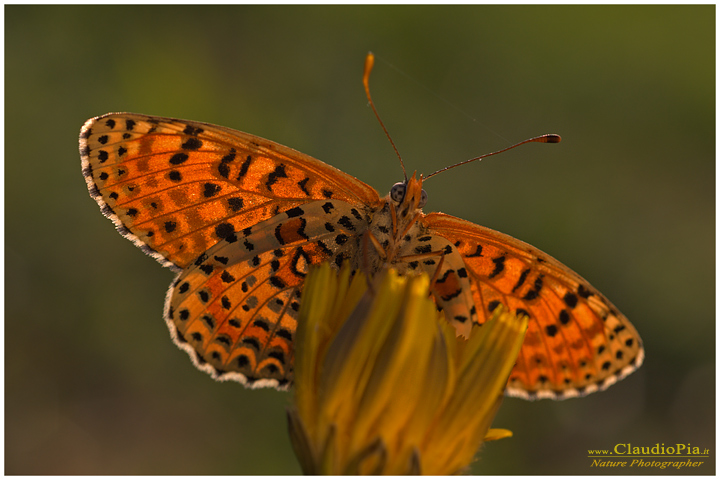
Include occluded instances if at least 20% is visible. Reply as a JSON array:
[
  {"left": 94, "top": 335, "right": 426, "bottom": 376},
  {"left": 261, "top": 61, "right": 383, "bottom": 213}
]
[
  {"left": 321, "top": 202, "right": 334, "bottom": 214},
  {"left": 203, "top": 183, "right": 221, "bottom": 198},
  {"left": 297, "top": 177, "right": 311, "bottom": 195},
  {"left": 183, "top": 125, "right": 203, "bottom": 136},
  {"left": 522, "top": 276, "right": 544, "bottom": 301},
  {"left": 266, "top": 164, "right": 287, "bottom": 192},
  {"left": 563, "top": 292, "right": 578, "bottom": 308},
  {"left": 577, "top": 284, "right": 593, "bottom": 299},
  {"left": 227, "top": 197, "right": 244, "bottom": 212},
  {"left": 237, "top": 155, "right": 252, "bottom": 180},
  {"left": 181, "top": 137, "right": 202, "bottom": 150},
  {"left": 414, "top": 244, "right": 432, "bottom": 254},
  {"left": 169, "top": 153, "right": 189, "bottom": 165},
  {"left": 286, "top": 206, "right": 304, "bottom": 218},
  {"left": 441, "top": 289, "right": 462, "bottom": 302},
  {"left": 270, "top": 276, "right": 286, "bottom": 289},
  {"left": 277, "top": 328, "right": 293, "bottom": 341},
  {"left": 291, "top": 248, "right": 310, "bottom": 278},
  {"left": 511, "top": 268, "right": 530, "bottom": 292},
  {"left": 338, "top": 216, "right": 355, "bottom": 231},
  {"left": 488, "top": 256, "right": 505, "bottom": 279},
  {"left": 221, "top": 296, "right": 232, "bottom": 309},
  {"left": 215, "top": 223, "right": 235, "bottom": 240}
]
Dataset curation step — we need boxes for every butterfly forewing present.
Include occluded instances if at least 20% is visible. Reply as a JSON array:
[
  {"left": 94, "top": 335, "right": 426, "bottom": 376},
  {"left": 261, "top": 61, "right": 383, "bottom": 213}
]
[
  {"left": 423, "top": 212, "right": 644, "bottom": 399},
  {"left": 80, "top": 113, "right": 381, "bottom": 269}
]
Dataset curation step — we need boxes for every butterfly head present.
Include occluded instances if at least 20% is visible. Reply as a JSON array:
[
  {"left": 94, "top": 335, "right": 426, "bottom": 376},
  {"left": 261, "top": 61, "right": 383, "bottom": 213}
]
[{"left": 389, "top": 172, "right": 428, "bottom": 211}]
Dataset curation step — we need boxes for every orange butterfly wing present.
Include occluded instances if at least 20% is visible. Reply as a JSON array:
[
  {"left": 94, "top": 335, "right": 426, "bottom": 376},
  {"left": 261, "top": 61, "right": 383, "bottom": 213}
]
[
  {"left": 81, "top": 113, "right": 642, "bottom": 397},
  {"left": 164, "top": 199, "right": 373, "bottom": 388},
  {"left": 80, "top": 113, "right": 381, "bottom": 270},
  {"left": 81, "top": 113, "right": 382, "bottom": 388},
  {"left": 423, "top": 212, "right": 644, "bottom": 399}
]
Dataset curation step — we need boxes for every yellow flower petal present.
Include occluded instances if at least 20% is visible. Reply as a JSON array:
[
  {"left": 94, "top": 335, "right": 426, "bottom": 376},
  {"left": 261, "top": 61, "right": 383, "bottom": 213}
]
[
  {"left": 289, "top": 263, "right": 527, "bottom": 475},
  {"left": 484, "top": 428, "right": 513, "bottom": 442}
]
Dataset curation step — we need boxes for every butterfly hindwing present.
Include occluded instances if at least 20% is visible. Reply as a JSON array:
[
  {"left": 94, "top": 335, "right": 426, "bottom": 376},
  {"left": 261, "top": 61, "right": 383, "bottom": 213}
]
[
  {"left": 389, "top": 228, "right": 478, "bottom": 338},
  {"left": 80, "top": 113, "right": 381, "bottom": 269},
  {"left": 164, "top": 199, "right": 372, "bottom": 388},
  {"left": 423, "top": 212, "right": 644, "bottom": 399}
]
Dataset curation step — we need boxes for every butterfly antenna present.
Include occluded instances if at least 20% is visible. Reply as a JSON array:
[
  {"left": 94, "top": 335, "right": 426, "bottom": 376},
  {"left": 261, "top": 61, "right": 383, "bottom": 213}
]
[
  {"left": 424, "top": 134, "right": 561, "bottom": 181},
  {"left": 364, "top": 52, "right": 407, "bottom": 182}
]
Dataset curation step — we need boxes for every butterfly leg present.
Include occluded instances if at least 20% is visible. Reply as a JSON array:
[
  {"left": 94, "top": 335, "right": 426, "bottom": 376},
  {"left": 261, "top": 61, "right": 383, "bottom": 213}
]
[
  {"left": 396, "top": 212, "right": 423, "bottom": 242},
  {"left": 395, "top": 249, "right": 448, "bottom": 263},
  {"left": 389, "top": 201, "right": 399, "bottom": 237},
  {"left": 363, "top": 228, "right": 387, "bottom": 261}
]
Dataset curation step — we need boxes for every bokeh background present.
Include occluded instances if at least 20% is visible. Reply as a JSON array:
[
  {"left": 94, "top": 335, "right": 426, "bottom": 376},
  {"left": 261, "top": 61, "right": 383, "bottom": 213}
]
[{"left": 6, "top": 5, "right": 714, "bottom": 475}]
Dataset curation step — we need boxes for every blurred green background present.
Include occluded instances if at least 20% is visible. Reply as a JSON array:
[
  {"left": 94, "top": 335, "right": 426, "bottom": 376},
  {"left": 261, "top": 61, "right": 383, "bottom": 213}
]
[{"left": 6, "top": 5, "right": 714, "bottom": 475}]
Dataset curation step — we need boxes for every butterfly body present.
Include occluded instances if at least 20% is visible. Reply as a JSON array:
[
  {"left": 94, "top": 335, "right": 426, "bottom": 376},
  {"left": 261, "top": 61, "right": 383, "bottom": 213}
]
[{"left": 81, "top": 113, "right": 643, "bottom": 399}]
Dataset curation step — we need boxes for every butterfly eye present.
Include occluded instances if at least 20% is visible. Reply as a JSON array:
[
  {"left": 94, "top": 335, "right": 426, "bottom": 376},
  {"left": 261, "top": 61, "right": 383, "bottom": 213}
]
[
  {"left": 418, "top": 189, "right": 428, "bottom": 208},
  {"left": 390, "top": 182, "right": 406, "bottom": 203}
]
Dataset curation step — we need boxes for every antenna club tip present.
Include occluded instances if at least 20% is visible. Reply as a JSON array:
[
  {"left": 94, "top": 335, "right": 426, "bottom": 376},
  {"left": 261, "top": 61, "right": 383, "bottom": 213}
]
[
  {"left": 545, "top": 134, "right": 562, "bottom": 143},
  {"left": 364, "top": 53, "right": 375, "bottom": 73}
]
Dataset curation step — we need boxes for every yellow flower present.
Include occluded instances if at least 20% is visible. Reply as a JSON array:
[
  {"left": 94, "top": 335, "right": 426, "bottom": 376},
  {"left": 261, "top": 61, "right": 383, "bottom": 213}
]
[{"left": 287, "top": 263, "right": 528, "bottom": 475}]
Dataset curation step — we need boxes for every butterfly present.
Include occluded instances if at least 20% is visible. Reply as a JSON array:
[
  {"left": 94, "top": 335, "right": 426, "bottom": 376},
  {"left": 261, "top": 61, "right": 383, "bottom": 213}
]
[{"left": 80, "top": 62, "right": 642, "bottom": 400}]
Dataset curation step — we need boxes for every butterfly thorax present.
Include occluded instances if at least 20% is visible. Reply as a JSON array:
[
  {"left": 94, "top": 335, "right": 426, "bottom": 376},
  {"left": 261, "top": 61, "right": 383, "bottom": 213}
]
[
  {"left": 360, "top": 174, "right": 478, "bottom": 337},
  {"left": 365, "top": 174, "right": 427, "bottom": 267}
]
